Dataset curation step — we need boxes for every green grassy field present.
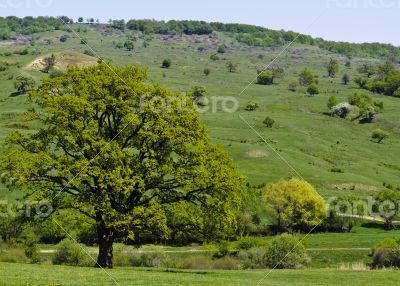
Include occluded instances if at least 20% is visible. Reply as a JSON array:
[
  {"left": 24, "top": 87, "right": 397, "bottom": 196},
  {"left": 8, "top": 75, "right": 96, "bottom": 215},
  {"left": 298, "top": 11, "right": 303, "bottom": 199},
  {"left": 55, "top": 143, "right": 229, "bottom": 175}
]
[
  {"left": 1, "top": 262, "right": 400, "bottom": 286},
  {"left": 0, "top": 27, "right": 399, "bottom": 198},
  {"left": 1, "top": 24, "right": 400, "bottom": 285}
]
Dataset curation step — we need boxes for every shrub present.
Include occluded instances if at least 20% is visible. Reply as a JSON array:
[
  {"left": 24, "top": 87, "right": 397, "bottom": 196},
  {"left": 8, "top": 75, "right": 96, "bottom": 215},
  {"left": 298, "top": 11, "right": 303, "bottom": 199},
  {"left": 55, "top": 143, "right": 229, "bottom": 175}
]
[
  {"left": 237, "top": 237, "right": 266, "bottom": 250},
  {"left": 288, "top": 81, "right": 298, "bottom": 92},
  {"left": 306, "top": 83, "right": 319, "bottom": 96},
  {"left": 0, "top": 61, "right": 9, "bottom": 71},
  {"left": 329, "top": 102, "right": 357, "bottom": 119},
  {"left": 342, "top": 74, "right": 350, "bottom": 85},
  {"left": 371, "top": 129, "right": 388, "bottom": 143},
  {"left": 14, "top": 75, "right": 35, "bottom": 94},
  {"left": 263, "top": 116, "right": 275, "bottom": 128},
  {"left": 227, "top": 61, "right": 238, "bottom": 73},
  {"left": 83, "top": 49, "right": 95, "bottom": 57},
  {"left": 264, "top": 235, "right": 309, "bottom": 269},
  {"left": 214, "top": 240, "right": 229, "bottom": 258},
  {"left": 210, "top": 53, "right": 219, "bottom": 61},
  {"left": 182, "top": 255, "right": 212, "bottom": 269},
  {"left": 354, "top": 77, "right": 368, "bottom": 89},
  {"left": 212, "top": 256, "right": 239, "bottom": 270},
  {"left": 244, "top": 101, "right": 259, "bottom": 111},
  {"left": 327, "top": 95, "right": 339, "bottom": 109},
  {"left": 257, "top": 71, "right": 274, "bottom": 85},
  {"left": 203, "top": 68, "right": 210, "bottom": 76},
  {"left": 237, "top": 247, "right": 267, "bottom": 269},
  {"left": 217, "top": 45, "right": 226, "bottom": 54},
  {"left": 52, "top": 239, "right": 91, "bottom": 266},
  {"left": 59, "top": 35, "right": 69, "bottom": 42},
  {"left": 161, "top": 58, "right": 171, "bottom": 68},
  {"left": 129, "top": 253, "right": 160, "bottom": 267},
  {"left": 298, "top": 69, "right": 315, "bottom": 86}
]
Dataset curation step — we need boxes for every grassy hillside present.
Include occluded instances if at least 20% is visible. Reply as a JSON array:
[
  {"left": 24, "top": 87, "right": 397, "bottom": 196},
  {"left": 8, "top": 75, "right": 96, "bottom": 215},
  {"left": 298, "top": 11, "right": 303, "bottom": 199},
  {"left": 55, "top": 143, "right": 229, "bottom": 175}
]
[{"left": 0, "top": 26, "right": 399, "bottom": 199}]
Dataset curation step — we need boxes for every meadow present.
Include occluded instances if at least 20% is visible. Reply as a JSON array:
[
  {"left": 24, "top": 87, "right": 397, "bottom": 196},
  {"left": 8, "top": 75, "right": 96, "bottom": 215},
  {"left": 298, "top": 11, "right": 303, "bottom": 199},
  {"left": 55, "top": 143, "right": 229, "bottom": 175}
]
[{"left": 0, "top": 21, "right": 400, "bottom": 285}]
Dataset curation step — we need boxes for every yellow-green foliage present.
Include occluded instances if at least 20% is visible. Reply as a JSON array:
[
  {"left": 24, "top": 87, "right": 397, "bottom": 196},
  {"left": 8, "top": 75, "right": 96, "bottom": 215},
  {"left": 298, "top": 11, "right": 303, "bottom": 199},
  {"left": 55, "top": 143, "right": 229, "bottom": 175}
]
[{"left": 263, "top": 178, "right": 326, "bottom": 230}]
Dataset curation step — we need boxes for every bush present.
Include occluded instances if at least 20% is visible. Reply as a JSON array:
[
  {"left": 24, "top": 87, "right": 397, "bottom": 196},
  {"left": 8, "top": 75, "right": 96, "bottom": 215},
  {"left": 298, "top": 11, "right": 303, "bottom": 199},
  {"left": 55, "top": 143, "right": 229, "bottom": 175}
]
[
  {"left": 129, "top": 253, "right": 161, "bottom": 267},
  {"left": 212, "top": 256, "right": 239, "bottom": 270},
  {"left": 329, "top": 102, "right": 357, "bottom": 119},
  {"left": 83, "top": 49, "right": 95, "bottom": 57},
  {"left": 161, "top": 58, "right": 171, "bottom": 68},
  {"left": 327, "top": 95, "right": 339, "bottom": 109},
  {"left": 59, "top": 35, "right": 69, "bottom": 42},
  {"left": 237, "top": 247, "right": 267, "bottom": 269},
  {"left": 217, "top": 45, "right": 226, "bottom": 54},
  {"left": 288, "top": 81, "right": 298, "bottom": 92},
  {"left": 210, "top": 54, "right": 219, "bottom": 61},
  {"left": 203, "top": 68, "right": 210, "bottom": 76},
  {"left": 214, "top": 240, "right": 229, "bottom": 258},
  {"left": 182, "top": 255, "right": 212, "bottom": 269},
  {"left": 237, "top": 237, "right": 266, "bottom": 250},
  {"left": 52, "top": 239, "right": 91, "bottom": 266},
  {"left": 372, "top": 129, "right": 388, "bottom": 143},
  {"left": 263, "top": 116, "right": 275, "bottom": 128},
  {"left": 245, "top": 101, "right": 259, "bottom": 111},
  {"left": 257, "top": 71, "right": 274, "bottom": 85},
  {"left": 306, "top": 83, "right": 319, "bottom": 95},
  {"left": 264, "top": 235, "right": 309, "bottom": 269},
  {"left": 0, "top": 61, "right": 9, "bottom": 72}
]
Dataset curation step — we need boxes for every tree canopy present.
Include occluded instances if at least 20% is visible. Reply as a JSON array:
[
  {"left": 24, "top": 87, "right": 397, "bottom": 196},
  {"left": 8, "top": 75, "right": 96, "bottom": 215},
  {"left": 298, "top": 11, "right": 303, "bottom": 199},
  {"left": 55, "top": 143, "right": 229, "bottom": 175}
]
[{"left": 0, "top": 64, "right": 244, "bottom": 268}]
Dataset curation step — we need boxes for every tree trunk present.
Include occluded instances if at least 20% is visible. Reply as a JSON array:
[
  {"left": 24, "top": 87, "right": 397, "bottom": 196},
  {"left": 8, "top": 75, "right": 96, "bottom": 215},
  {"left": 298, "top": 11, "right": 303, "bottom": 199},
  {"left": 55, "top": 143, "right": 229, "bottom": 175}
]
[{"left": 96, "top": 221, "right": 114, "bottom": 268}]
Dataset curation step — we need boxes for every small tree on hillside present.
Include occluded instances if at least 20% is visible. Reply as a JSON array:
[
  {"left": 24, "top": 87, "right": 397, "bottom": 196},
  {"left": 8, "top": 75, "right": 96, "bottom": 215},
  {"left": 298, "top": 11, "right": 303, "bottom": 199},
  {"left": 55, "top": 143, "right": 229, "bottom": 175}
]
[
  {"left": 327, "top": 58, "right": 339, "bottom": 77},
  {"left": 161, "top": 58, "right": 171, "bottom": 68},
  {"left": 357, "top": 64, "right": 376, "bottom": 78},
  {"left": 78, "top": 17, "right": 84, "bottom": 23},
  {"left": 123, "top": 40, "right": 134, "bottom": 51},
  {"left": 263, "top": 178, "right": 326, "bottom": 232},
  {"left": 256, "top": 71, "right": 274, "bottom": 85},
  {"left": 306, "top": 83, "right": 319, "bottom": 96},
  {"left": 42, "top": 54, "right": 56, "bottom": 73},
  {"left": 327, "top": 95, "right": 339, "bottom": 110},
  {"left": 263, "top": 116, "right": 275, "bottom": 128},
  {"left": 227, "top": 61, "right": 238, "bottom": 73},
  {"left": 14, "top": 75, "right": 35, "bottom": 94},
  {"left": 298, "top": 69, "right": 314, "bottom": 86},
  {"left": 372, "top": 129, "right": 388, "bottom": 143},
  {"left": 217, "top": 45, "right": 226, "bottom": 54},
  {"left": 288, "top": 81, "right": 298, "bottom": 92},
  {"left": 342, "top": 74, "right": 350, "bottom": 85},
  {"left": 203, "top": 68, "right": 210, "bottom": 76}
]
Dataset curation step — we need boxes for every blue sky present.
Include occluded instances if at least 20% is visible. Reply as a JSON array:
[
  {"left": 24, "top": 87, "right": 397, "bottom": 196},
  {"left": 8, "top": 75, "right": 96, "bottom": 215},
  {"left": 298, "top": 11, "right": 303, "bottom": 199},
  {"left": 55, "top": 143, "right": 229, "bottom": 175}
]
[{"left": 1, "top": 0, "right": 399, "bottom": 45}]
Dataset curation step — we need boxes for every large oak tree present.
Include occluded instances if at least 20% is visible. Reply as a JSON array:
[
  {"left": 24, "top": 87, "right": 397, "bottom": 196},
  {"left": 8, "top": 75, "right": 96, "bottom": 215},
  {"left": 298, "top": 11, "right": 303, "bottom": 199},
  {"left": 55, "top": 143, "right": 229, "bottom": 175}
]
[{"left": 0, "top": 64, "right": 244, "bottom": 268}]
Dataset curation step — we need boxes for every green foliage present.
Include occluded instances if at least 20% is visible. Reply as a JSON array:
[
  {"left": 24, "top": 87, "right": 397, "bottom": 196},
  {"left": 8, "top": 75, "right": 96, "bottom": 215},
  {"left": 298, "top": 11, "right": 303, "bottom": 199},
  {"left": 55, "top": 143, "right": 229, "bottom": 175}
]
[
  {"left": 161, "top": 58, "right": 171, "bottom": 68},
  {"left": 0, "top": 64, "right": 244, "bottom": 267},
  {"left": 13, "top": 74, "right": 35, "bottom": 94},
  {"left": 42, "top": 53, "right": 56, "bottom": 73},
  {"left": 217, "top": 45, "right": 226, "bottom": 54},
  {"left": 191, "top": 85, "right": 207, "bottom": 105},
  {"left": 83, "top": 49, "right": 95, "bottom": 57},
  {"left": 203, "top": 67, "right": 210, "bottom": 76},
  {"left": 214, "top": 240, "right": 229, "bottom": 258},
  {"left": 52, "top": 239, "right": 91, "bottom": 266},
  {"left": 210, "top": 54, "right": 219, "bottom": 61},
  {"left": 327, "top": 95, "right": 339, "bottom": 109},
  {"left": 354, "top": 77, "right": 368, "bottom": 88},
  {"left": 237, "top": 237, "right": 266, "bottom": 250},
  {"left": 298, "top": 69, "right": 315, "bottom": 86},
  {"left": 227, "top": 61, "right": 238, "bottom": 73},
  {"left": 244, "top": 101, "right": 259, "bottom": 111},
  {"left": 59, "top": 35, "right": 69, "bottom": 43},
  {"left": 372, "top": 239, "right": 400, "bottom": 268},
  {"left": 357, "top": 64, "right": 376, "bottom": 78},
  {"left": 372, "top": 129, "right": 389, "bottom": 143},
  {"left": 124, "top": 40, "right": 134, "bottom": 51},
  {"left": 263, "top": 178, "right": 326, "bottom": 231},
  {"left": 306, "top": 83, "right": 319, "bottom": 96},
  {"left": 288, "top": 81, "right": 298, "bottom": 92},
  {"left": 256, "top": 71, "right": 274, "bottom": 85},
  {"left": 327, "top": 58, "right": 339, "bottom": 77},
  {"left": 374, "top": 189, "right": 400, "bottom": 229},
  {"left": 348, "top": 93, "right": 380, "bottom": 123},
  {"left": 264, "top": 235, "right": 309, "bottom": 269},
  {"left": 342, "top": 74, "right": 350, "bottom": 85},
  {"left": 263, "top": 116, "right": 275, "bottom": 128}
]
